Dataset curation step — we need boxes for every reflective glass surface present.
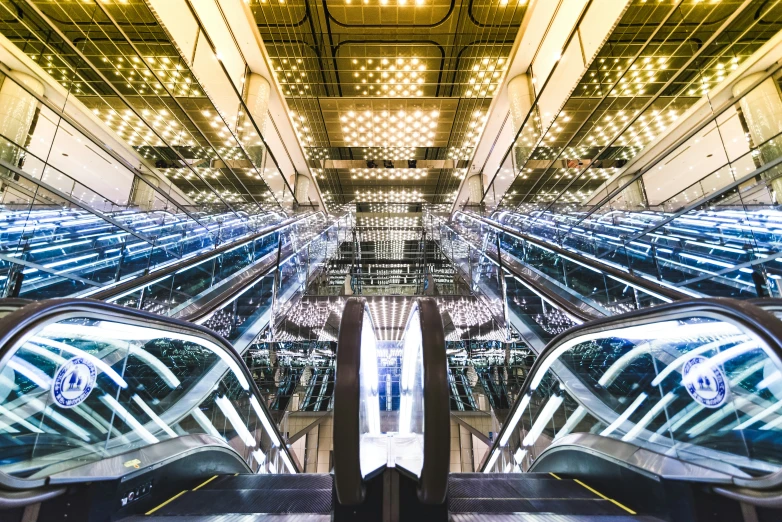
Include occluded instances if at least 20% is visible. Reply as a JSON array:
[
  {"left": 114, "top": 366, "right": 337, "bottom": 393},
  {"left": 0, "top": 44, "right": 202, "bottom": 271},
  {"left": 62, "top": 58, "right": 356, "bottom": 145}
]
[
  {"left": 0, "top": 313, "right": 292, "bottom": 482},
  {"left": 486, "top": 312, "right": 782, "bottom": 482}
]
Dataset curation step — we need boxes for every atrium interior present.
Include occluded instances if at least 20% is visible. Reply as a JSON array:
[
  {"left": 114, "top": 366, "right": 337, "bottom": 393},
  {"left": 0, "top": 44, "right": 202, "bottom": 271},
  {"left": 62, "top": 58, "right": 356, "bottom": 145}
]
[{"left": 1, "top": 1, "right": 782, "bottom": 521}]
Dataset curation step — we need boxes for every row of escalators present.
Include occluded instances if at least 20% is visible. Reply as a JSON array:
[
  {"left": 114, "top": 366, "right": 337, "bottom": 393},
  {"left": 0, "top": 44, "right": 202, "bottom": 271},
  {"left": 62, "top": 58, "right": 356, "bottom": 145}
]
[{"left": 3, "top": 290, "right": 782, "bottom": 520}]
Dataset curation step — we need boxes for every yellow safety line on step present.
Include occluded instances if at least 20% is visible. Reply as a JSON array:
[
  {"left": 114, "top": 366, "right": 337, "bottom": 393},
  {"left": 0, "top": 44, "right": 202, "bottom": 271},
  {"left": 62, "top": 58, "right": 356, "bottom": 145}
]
[
  {"left": 573, "top": 479, "right": 637, "bottom": 515},
  {"left": 192, "top": 475, "right": 218, "bottom": 491},
  {"left": 145, "top": 490, "right": 187, "bottom": 515},
  {"left": 549, "top": 473, "right": 561, "bottom": 480}
]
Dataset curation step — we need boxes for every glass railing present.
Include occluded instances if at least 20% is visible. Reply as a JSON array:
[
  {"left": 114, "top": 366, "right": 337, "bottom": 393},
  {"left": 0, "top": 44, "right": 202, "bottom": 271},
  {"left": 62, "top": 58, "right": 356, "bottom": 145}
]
[
  {"left": 496, "top": 207, "right": 782, "bottom": 300},
  {"left": 0, "top": 204, "right": 285, "bottom": 301},
  {"left": 189, "top": 214, "right": 349, "bottom": 353},
  {"left": 483, "top": 298, "right": 782, "bottom": 489},
  {"left": 0, "top": 299, "right": 296, "bottom": 488},
  {"left": 430, "top": 212, "right": 688, "bottom": 350},
  {"left": 99, "top": 213, "right": 346, "bottom": 320}
]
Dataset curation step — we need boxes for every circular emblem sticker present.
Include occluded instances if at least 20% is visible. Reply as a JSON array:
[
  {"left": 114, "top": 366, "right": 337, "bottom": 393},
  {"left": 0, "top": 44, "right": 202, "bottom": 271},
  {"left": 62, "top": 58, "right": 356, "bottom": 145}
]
[
  {"left": 682, "top": 356, "right": 729, "bottom": 409},
  {"left": 52, "top": 357, "right": 97, "bottom": 408}
]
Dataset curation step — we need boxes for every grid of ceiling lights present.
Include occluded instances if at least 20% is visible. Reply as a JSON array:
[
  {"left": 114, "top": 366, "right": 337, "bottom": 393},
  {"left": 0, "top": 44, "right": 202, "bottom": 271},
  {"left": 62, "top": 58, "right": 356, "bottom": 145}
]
[
  {"left": 615, "top": 108, "right": 681, "bottom": 149},
  {"left": 165, "top": 167, "right": 222, "bottom": 181},
  {"left": 366, "top": 298, "right": 413, "bottom": 342},
  {"left": 92, "top": 108, "right": 183, "bottom": 148},
  {"left": 189, "top": 189, "right": 244, "bottom": 204},
  {"left": 355, "top": 189, "right": 423, "bottom": 202},
  {"left": 348, "top": 57, "right": 428, "bottom": 97},
  {"left": 290, "top": 111, "right": 315, "bottom": 146},
  {"left": 340, "top": 109, "right": 438, "bottom": 147},
  {"left": 95, "top": 55, "right": 201, "bottom": 97},
  {"left": 358, "top": 216, "right": 421, "bottom": 228},
  {"left": 365, "top": 203, "right": 417, "bottom": 212},
  {"left": 271, "top": 58, "right": 310, "bottom": 96},
  {"left": 307, "top": 148, "right": 330, "bottom": 161},
  {"left": 581, "top": 55, "right": 743, "bottom": 99},
  {"left": 359, "top": 230, "right": 422, "bottom": 241},
  {"left": 534, "top": 190, "right": 590, "bottom": 204},
  {"left": 350, "top": 168, "right": 427, "bottom": 180},
  {"left": 463, "top": 57, "right": 506, "bottom": 98},
  {"left": 361, "top": 147, "right": 417, "bottom": 160}
]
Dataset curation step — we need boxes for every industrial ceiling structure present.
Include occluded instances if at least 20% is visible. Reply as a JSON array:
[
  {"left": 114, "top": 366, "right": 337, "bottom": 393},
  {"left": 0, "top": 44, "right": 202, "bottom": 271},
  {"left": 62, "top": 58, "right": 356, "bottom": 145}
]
[{"left": 0, "top": 1, "right": 779, "bottom": 214}]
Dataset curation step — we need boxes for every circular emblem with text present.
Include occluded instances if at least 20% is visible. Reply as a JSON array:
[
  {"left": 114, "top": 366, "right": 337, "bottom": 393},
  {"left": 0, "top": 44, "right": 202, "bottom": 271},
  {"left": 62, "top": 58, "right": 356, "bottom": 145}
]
[
  {"left": 682, "top": 355, "right": 729, "bottom": 408},
  {"left": 52, "top": 357, "right": 97, "bottom": 408}
]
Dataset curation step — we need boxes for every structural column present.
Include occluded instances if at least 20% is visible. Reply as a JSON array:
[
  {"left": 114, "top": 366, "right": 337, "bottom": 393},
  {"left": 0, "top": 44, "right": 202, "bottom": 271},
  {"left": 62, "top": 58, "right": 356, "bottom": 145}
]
[
  {"left": 507, "top": 74, "right": 536, "bottom": 169},
  {"left": 243, "top": 73, "right": 272, "bottom": 168},
  {"left": 295, "top": 173, "right": 310, "bottom": 204},
  {"left": 733, "top": 72, "right": 782, "bottom": 203},
  {"left": 467, "top": 174, "right": 482, "bottom": 205},
  {"left": 0, "top": 72, "right": 44, "bottom": 166}
]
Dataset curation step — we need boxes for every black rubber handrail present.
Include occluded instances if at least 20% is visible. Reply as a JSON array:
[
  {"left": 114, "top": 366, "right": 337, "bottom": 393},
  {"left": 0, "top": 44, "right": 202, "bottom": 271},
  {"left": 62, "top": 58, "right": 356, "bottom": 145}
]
[
  {"left": 0, "top": 298, "right": 299, "bottom": 491},
  {"left": 90, "top": 211, "right": 319, "bottom": 301},
  {"left": 416, "top": 297, "right": 450, "bottom": 505},
  {"left": 332, "top": 297, "right": 450, "bottom": 506},
  {"left": 479, "top": 297, "right": 782, "bottom": 492},
  {"left": 333, "top": 297, "right": 365, "bottom": 505},
  {"left": 458, "top": 211, "right": 691, "bottom": 302}
]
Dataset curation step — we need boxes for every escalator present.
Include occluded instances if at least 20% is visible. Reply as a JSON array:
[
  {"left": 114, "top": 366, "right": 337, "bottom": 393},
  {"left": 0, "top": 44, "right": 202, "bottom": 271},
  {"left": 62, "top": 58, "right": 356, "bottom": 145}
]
[
  {"left": 0, "top": 295, "right": 449, "bottom": 521},
  {"left": 493, "top": 208, "right": 782, "bottom": 300},
  {"left": 0, "top": 207, "right": 288, "bottom": 300},
  {"left": 455, "top": 298, "right": 782, "bottom": 521}
]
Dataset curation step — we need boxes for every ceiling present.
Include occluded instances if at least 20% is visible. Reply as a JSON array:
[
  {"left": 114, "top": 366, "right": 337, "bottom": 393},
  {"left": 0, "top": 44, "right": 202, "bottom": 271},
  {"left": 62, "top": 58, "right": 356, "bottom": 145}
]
[
  {"left": 491, "top": 0, "right": 782, "bottom": 212},
  {"left": 250, "top": 0, "right": 527, "bottom": 205},
  {"left": 0, "top": 1, "right": 779, "bottom": 215}
]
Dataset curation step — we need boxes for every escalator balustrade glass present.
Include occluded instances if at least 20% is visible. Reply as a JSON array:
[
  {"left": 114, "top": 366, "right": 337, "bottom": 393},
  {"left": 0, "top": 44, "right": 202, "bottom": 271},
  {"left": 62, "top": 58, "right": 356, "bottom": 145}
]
[
  {"left": 0, "top": 302, "right": 293, "bottom": 486},
  {"left": 104, "top": 212, "right": 328, "bottom": 315},
  {"left": 485, "top": 300, "right": 782, "bottom": 486}
]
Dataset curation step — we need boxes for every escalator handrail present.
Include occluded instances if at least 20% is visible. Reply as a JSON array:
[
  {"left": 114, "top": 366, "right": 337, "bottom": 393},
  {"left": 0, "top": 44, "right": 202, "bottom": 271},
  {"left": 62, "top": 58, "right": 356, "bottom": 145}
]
[
  {"left": 416, "top": 297, "right": 450, "bottom": 505},
  {"left": 456, "top": 211, "right": 690, "bottom": 302},
  {"left": 89, "top": 211, "right": 320, "bottom": 301},
  {"left": 333, "top": 297, "right": 366, "bottom": 505},
  {"left": 439, "top": 217, "right": 597, "bottom": 324},
  {"left": 479, "top": 297, "right": 782, "bottom": 490},
  {"left": 0, "top": 298, "right": 298, "bottom": 490}
]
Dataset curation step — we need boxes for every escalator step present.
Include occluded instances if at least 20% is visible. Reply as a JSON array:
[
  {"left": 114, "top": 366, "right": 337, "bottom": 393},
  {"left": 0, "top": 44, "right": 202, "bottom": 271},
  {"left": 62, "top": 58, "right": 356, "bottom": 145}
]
[
  {"left": 449, "top": 498, "right": 625, "bottom": 515},
  {"left": 121, "top": 513, "right": 331, "bottom": 522},
  {"left": 449, "top": 478, "right": 596, "bottom": 499},
  {"left": 206, "top": 474, "right": 332, "bottom": 490},
  {"left": 450, "top": 515, "right": 662, "bottom": 521},
  {"left": 154, "top": 488, "right": 332, "bottom": 515}
]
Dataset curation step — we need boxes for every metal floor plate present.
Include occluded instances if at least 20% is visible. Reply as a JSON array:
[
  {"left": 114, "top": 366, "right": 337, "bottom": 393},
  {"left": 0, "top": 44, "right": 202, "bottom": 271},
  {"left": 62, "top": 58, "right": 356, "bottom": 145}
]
[{"left": 121, "top": 514, "right": 331, "bottom": 522}]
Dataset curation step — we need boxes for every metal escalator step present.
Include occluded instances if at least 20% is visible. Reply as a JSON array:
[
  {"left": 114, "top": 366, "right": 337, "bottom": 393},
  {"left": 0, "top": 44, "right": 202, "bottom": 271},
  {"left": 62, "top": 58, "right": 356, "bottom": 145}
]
[
  {"left": 449, "top": 479, "right": 524, "bottom": 498},
  {"left": 527, "top": 499, "right": 628, "bottom": 516},
  {"left": 449, "top": 478, "right": 598, "bottom": 500},
  {"left": 451, "top": 473, "right": 554, "bottom": 480},
  {"left": 449, "top": 498, "right": 536, "bottom": 512},
  {"left": 155, "top": 488, "right": 333, "bottom": 515},
  {"left": 449, "top": 514, "right": 662, "bottom": 521},
  {"left": 121, "top": 513, "right": 331, "bottom": 522},
  {"left": 508, "top": 479, "right": 600, "bottom": 500},
  {"left": 449, "top": 497, "right": 623, "bottom": 515},
  {"left": 206, "top": 474, "right": 332, "bottom": 490}
]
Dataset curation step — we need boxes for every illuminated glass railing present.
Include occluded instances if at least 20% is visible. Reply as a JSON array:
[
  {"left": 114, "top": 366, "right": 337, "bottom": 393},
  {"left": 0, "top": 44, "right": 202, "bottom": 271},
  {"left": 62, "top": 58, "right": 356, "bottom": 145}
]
[
  {"left": 0, "top": 205, "right": 285, "bottom": 300},
  {"left": 483, "top": 299, "right": 782, "bottom": 489},
  {"left": 0, "top": 299, "right": 296, "bottom": 488},
  {"left": 334, "top": 297, "right": 448, "bottom": 506},
  {"left": 189, "top": 214, "right": 349, "bottom": 353},
  {"left": 97, "top": 212, "right": 338, "bottom": 322},
  {"left": 496, "top": 207, "right": 782, "bottom": 299},
  {"left": 431, "top": 212, "right": 688, "bottom": 351}
]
